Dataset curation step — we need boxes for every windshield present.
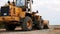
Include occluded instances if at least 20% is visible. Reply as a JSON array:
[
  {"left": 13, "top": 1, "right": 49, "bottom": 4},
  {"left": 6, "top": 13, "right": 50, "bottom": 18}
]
[{"left": 16, "top": 0, "right": 25, "bottom": 7}]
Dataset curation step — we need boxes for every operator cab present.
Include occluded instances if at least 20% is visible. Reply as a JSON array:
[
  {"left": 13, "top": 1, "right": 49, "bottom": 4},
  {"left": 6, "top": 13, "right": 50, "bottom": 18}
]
[
  {"left": 0, "top": 0, "right": 33, "bottom": 16},
  {"left": 15, "top": 0, "right": 32, "bottom": 11}
]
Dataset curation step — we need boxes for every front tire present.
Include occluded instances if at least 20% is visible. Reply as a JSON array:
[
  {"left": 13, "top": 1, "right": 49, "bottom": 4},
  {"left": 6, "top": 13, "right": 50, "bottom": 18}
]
[
  {"left": 34, "top": 19, "right": 43, "bottom": 30},
  {"left": 33, "top": 16, "right": 44, "bottom": 30},
  {"left": 21, "top": 16, "right": 33, "bottom": 31}
]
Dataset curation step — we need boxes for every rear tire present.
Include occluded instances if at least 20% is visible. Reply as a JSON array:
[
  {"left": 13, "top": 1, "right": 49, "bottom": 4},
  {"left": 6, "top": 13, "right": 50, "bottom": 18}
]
[
  {"left": 21, "top": 16, "right": 33, "bottom": 31},
  {"left": 5, "top": 24, "right": 16, "bottom": 31}
]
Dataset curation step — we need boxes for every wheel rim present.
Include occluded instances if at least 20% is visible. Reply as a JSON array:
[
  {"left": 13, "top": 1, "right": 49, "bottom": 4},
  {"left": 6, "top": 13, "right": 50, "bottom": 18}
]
[{"left": 27, "top": 20, "right": 32, "bottom": 29}]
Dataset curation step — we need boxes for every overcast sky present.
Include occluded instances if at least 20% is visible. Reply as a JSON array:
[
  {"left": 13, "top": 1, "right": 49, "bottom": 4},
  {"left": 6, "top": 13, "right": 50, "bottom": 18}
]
[{"left": 0, "top": 0, "right": 60, "bottom": 25}]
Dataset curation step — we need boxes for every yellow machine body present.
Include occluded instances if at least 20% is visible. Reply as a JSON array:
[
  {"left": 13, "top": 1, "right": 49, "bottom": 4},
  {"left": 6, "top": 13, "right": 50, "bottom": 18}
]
[
  {"left": 0, "top": 0, "right": 49, "bottom": 30},
  {"left": 0, "top": 4, "right": 26, "bottom": 22}
]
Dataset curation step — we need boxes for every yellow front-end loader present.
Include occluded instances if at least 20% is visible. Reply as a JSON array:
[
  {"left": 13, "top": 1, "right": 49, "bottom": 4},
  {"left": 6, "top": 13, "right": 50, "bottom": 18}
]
[{"left": 0, "top": 0, "right": 49, "bottom": 31}]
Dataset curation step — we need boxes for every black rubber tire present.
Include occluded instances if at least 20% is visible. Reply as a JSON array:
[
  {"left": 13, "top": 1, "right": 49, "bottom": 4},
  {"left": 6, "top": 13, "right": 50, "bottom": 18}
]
[
  {"left": 21, "top": 16, "right": 33, "bottom": 31},
  {"left": 33, "top": 16, "right": 49, "bottom": 29},
  {"left": 5, "top": 24, "right": 16, "bottom": 31},
  {"left": 33, "top": 20, "right": 43, "bottom": 30},
  {"left": 33, "top": 16, "right": 43, "bottom": 30}
]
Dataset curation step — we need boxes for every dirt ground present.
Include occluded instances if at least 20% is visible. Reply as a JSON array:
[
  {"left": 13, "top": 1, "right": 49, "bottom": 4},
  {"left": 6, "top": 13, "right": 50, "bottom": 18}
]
[{"left": 0, "top": 25, "right": 60, "bottom": 34}]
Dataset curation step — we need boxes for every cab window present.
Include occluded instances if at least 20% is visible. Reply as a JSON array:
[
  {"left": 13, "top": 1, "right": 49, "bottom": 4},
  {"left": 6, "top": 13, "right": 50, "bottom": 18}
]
[{"left": 16, "top": 0, "right": 25, "bottom": 7}]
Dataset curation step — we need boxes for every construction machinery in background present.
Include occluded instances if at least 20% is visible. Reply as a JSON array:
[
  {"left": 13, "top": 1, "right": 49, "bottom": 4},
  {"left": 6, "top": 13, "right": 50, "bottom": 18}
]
[{"left": 0, "top": 0, "right": 49, "bottom": 31}]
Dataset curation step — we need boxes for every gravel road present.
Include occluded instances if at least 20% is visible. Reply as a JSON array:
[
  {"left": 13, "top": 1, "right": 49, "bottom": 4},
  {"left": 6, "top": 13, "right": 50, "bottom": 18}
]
[{"left": 0, "top": 25, "right": 60, "bottom": 34}]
